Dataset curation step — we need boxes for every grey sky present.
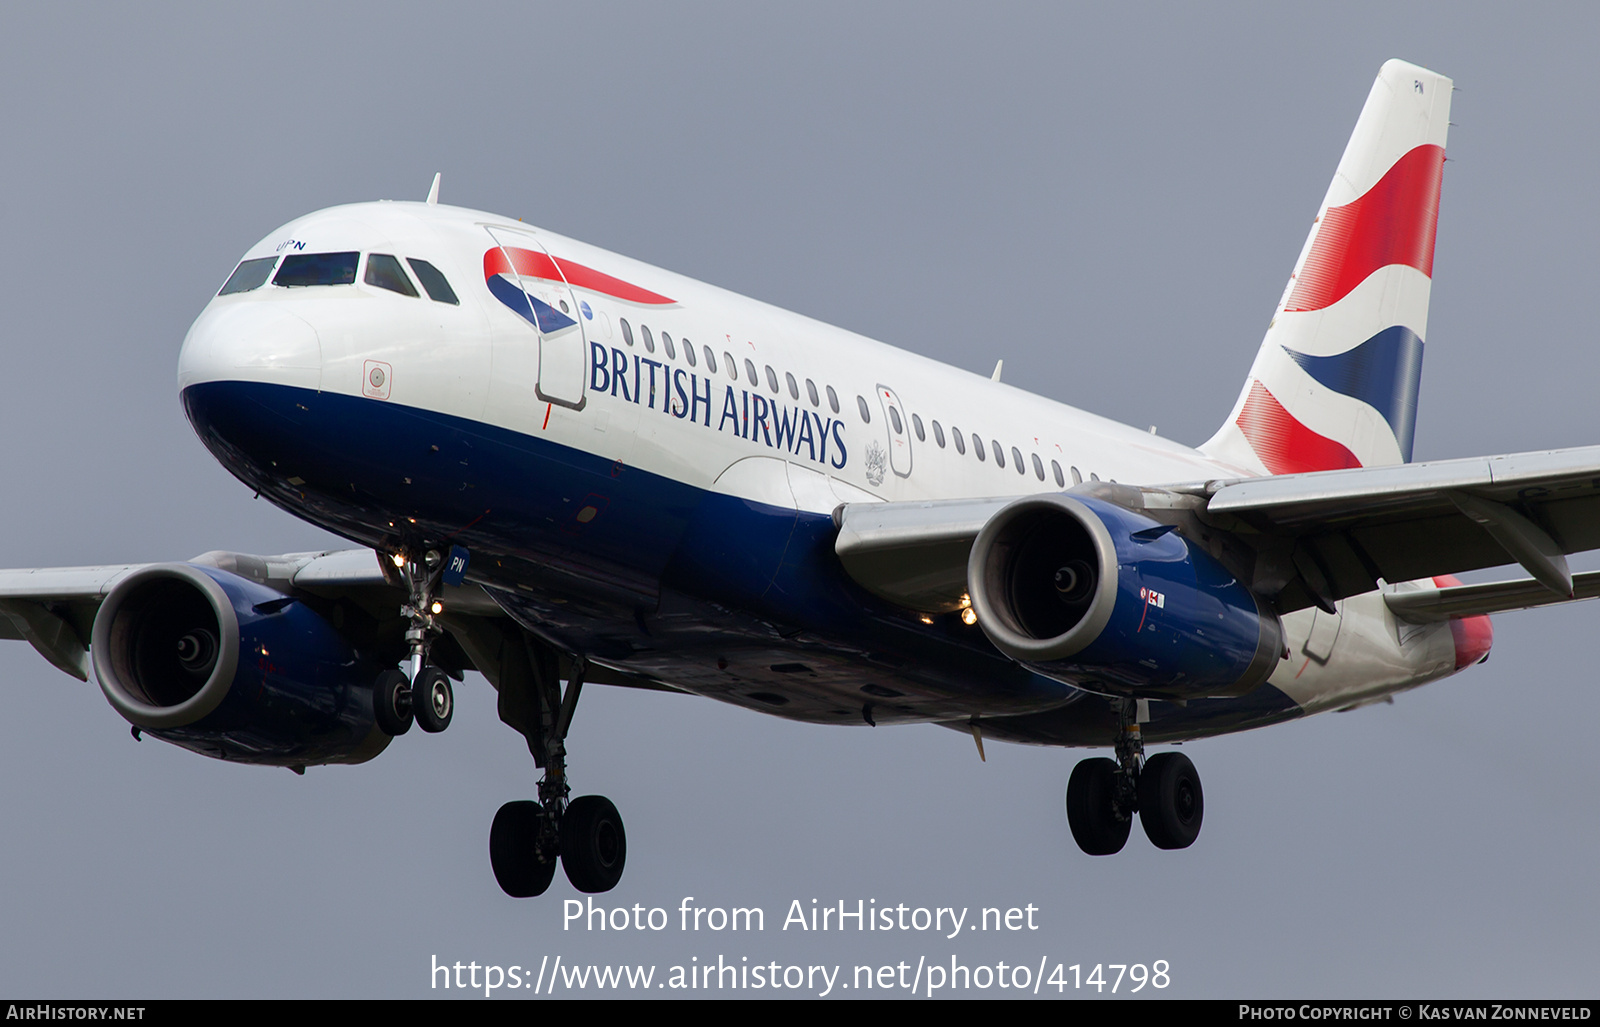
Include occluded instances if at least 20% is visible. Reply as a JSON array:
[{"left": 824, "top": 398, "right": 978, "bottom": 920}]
[{"left": 0, "top": 2, "right": 1595, "bottom": 998}]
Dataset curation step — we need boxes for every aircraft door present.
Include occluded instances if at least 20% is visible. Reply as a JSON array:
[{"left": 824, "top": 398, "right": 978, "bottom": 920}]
[
  {"left": 875, "top": 384, "right": 913, "bottom": 478},
  {"left": 484, "top": 226, "right": 587, "bottom": 410}
]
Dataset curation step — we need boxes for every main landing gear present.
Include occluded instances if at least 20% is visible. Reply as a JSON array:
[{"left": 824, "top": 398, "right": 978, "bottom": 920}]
[
  {"left": 1065, "top": 700, "right": 1203, "bottom": 855},
  {"left": 488, "top": 648, "right": 627, "bottom": 897},
  {"left": 372, "top": 549, "right": 456, "bottom": 736},
  {"left": 369, "top": 545, "right": 625, "bottom": 897}
]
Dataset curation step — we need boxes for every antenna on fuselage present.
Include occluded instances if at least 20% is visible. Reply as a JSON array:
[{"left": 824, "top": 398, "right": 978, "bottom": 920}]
[
  {"left": 426, "top": 172, "right": 441, "bottom": 205},
  {"left": 990, "top": 359, "right": 1003, "bottom": 382}
]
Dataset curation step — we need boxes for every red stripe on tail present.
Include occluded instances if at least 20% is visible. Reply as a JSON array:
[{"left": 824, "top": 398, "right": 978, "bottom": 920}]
[
  {"left": 1236, "top": 380, "right": 1363, "bottom": 475},
  {"left": 1284, "top": 144, "right": 1444, "bottom": 313}
]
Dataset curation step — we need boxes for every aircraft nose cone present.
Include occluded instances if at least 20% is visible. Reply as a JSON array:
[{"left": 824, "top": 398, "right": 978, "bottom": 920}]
[{"left": 178, "top": 302, "right": 322, "bottom": 393}]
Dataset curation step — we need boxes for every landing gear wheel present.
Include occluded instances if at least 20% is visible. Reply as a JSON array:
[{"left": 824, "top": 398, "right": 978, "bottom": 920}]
[
  {"left": 1066, "top": 757, "right": 1131, "bottom": 855},
  {"left": 490, "top": 801, "right": 558, "bottom": 898},
  {"left": 1137, "top": 751, "right": 1203, "bottom": 850},
  {"left": 413, "top": 667, "right": 454, "bottom": 733},
  {"left": 561, "top": 795, "right": 627, "bottom": 893},
  {"left": 372, "top": 669, "right": 413, "bottom": 736}
]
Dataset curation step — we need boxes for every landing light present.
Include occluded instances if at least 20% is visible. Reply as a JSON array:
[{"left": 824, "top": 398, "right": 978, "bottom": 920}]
[
  {"left": 959, "top": 593, "right": 972, "bottom": 609},
  {"left": 391, "top": 553, "right": 406, "bottom": 568},
  {"left": 961, "top": 608, "right": 978, "bottom": 626},
  {"left": 430, "top": 601, "right": 443, "bottom": 615}
]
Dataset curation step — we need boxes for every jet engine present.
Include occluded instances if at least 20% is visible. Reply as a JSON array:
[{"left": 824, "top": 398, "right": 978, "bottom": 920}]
[
  {"left": 967, "top": 493, "right": 1283, "bottom": 699},
  {"left": 91, "top": 563, "right": 390, "bottom": 767}
]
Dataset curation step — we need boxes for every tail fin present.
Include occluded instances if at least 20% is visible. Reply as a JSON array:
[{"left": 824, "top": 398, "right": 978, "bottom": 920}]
[{"left": 1201, "top": 59, "right": 1451, "bottom": 475}]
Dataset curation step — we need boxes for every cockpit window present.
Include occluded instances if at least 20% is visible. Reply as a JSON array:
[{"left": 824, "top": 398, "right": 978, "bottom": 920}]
[
  {"left": 274, "top": 252, "right": 359, "bottom": 287},
  {"left": 407, "top": 258, "right": 460, "bottom": 305},
  {"left": 218, "top": 256, "right": 278, "bottom": 295},
  {"left": 364, "top": 254, "right": 418, "bottom": 297}
]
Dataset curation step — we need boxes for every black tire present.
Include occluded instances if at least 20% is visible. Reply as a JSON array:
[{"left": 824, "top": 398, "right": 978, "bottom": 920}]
[
  {"left": 413, "top": 666, "right": 454, "bottom": 734},
  {"left": 1066, "top": 757, "right": 1131, "bottom": 855},
  {"left": 561, "top": 795, "right": 627, "bottom": 893},
  {"left": 1138, "top": 751, "right": 1204, "bottom": 850},
  {"left": 489, "top": 800, "right": 558, "bottom": 898},
  {"left": 372, "top": 669, "right": 412, "bottom": 736}
]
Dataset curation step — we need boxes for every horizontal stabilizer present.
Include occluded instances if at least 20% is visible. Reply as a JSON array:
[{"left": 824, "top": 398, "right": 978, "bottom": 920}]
[{"left": 1386, "top": 570, "right": 1600, "bottom": 623}]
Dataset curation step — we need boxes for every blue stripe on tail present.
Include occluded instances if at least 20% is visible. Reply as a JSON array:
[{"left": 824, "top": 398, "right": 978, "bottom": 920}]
[{"left": 1283, "top": 326, "right": 1424, "bottom": 461}]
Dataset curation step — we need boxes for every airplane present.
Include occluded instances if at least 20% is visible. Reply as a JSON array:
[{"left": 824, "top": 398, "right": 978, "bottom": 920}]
[{"left": 4, "top": 57, "right": 1595, "bottom": 896}]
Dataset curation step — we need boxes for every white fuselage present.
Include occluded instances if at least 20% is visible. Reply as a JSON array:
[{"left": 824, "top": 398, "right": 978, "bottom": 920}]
[{"left": 178, "top": 200, "right": 1474, "bottom": 738}]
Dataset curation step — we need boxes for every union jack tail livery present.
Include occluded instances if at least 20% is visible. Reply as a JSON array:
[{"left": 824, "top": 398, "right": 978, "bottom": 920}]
[{"left": 1203, "top": 59, "right": 1451, "bottom": 475}]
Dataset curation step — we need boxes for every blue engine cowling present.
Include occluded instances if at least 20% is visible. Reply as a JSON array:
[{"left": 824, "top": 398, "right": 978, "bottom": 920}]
[
  {"left": 967, "top": 493, "right": 1283, "bottom": 699},
  {"left": 90, "top": 563, "right": 390, "bottom": 767}
]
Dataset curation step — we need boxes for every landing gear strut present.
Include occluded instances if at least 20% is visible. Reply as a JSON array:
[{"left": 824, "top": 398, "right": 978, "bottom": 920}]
[
  {"left": 371, "top": 548, "right": 456, "bottom": 737},
  {"left": 1064, "top": 699, "right": 1203, "bottom": 854},
  {"left": 488, "top": 645, "right": 627, "bottom": 897}
]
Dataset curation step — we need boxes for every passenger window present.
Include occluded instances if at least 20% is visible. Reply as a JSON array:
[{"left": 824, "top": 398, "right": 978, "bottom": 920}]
[
  {"left": 911, "top": 413, "right": 925, "bottom": 442},
  {"left": 744, "top": 358, "right": 759, "bottom": 385},
  {"left": 786, "top": 372, "right": 799, "bottom": 400},
  {"left": 1012, "top": 447, "right": 1025, "bottom": 474},
  {"left": 683, "top": 338, "right": 696, "bottom": 366},
  {"left": 932, "top": 420, "right": 945, "bottom": 447},
  {"left": 274, "top": 252, "right": 358, "bottom": 287},
  {"left": 765, "top": 365, "right": 779, "bottom": 393},
  {"left": 621, "top": 319, "right": 635, "bottom": 347},
  {"left": 806, "top": 379, "right": 819, "bottom": 406},
  {"left": 1090, "top": 472, "right": 1100, "bottom": 481},
  {"left": 725, "top": 352, "right": 737, "bottom": 379},
  {"left": 887, "top": 406, "right": 903, "bottom": 434},
  {"left": 994, "top": 443, "right": 1006, "bottom": 469},
  {"left": 972, "top": 434, "right": 985, "bottom": 461},
  {"left": 641, "top": 325, "right": 656, "bottom": 353},
  {"left": 704, "top": 346, "right": 717, "bottom": 373},
  {"left": 856, "top": 395, "right": 871, "bottom": 423},
  {"left": 826, "top": 386, "right": 840, "bottom": 414},
  {"left": 1031, "top": 454, "right": 1044, "bottom": 481},
  {"left": 1071, "top": 466, "right": 1083, "bottom": 485},
  {"left": 407, "top": 258, "right": 460, "bottom": 304},
  {"left": 1051, "top": 459, "right": 1064, "bottom": 487},
  {"left": 662, "top": 332, "right": 676, "bottom": 359},
  {"left": 219, "top": 256, "right": 277, "bottom": 295},
  {"left": 364, "top": 254, "right": 419, "bottom": 297}
]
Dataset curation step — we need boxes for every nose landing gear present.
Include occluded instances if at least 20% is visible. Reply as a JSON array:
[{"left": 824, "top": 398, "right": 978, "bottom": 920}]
[
  {"left": 1064, "top": 700, "right": 1203, "bottom": 855},
  {"left": 371, "top": 548, "right": 456, "bottom": 737}
]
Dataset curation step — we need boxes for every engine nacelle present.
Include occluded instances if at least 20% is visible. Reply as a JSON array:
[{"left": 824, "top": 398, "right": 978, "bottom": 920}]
[
  {"left": 967, "top": 493, "right": 1282, "bottom": 699},
  {"left": 91, "top": 563, "right": 390, "bottom": 767}
]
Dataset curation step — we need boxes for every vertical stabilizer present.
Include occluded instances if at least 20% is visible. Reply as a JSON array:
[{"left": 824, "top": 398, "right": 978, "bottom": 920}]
[{"left": 1201, "top": 59, "right": 1451, "bottom": 475}]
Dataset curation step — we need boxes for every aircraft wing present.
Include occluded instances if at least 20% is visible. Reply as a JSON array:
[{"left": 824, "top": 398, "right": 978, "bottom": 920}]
[
  {"left": 0, "top": 549, "right": 675, "bottom": 695},
  {"left": 836, "top": 445, "right": 1600, "bottom": 616},
  {"left": 0, "top": 550, "right": 412, "bottom": 682},
  {"left": 0, "top": 564, "right": 143, "bottom": 680}
]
